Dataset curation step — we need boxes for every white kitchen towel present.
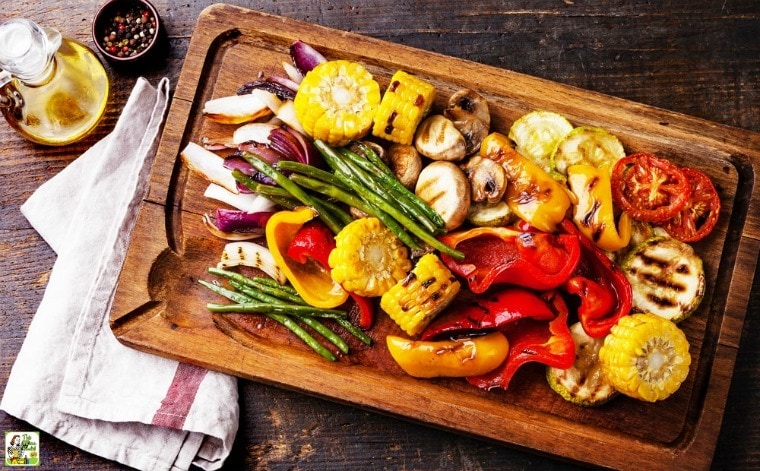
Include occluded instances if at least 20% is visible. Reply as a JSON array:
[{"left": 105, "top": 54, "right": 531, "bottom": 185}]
[{"left": 1, "top": 77, "right": 239, "bottom": 471}]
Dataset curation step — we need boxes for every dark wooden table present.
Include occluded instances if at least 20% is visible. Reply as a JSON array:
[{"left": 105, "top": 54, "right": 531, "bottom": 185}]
[{"left": 2, "top": 1, "right": 758, "bottom": 469}]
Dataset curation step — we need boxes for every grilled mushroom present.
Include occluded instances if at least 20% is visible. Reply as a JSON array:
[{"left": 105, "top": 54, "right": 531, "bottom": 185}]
[
  {"left": 444, "top": 89, "right": 491, "bottom": 154},
  {"left": 460, "top": 156, "right": 507, "bottom": 204},
  {"left": 414, "top": 115, "right": 467, "bottom": 162},
  {"left": 387, "top": 143, "right": 423, "bottom": 189},
  {"left": 415, "top": 161, "right": 471, "bottom": 231}
]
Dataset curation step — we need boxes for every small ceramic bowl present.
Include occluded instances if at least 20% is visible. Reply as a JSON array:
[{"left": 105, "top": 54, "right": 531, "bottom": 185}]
[{"left": 91, "top": 0, "right": 164, "bottom": 65}]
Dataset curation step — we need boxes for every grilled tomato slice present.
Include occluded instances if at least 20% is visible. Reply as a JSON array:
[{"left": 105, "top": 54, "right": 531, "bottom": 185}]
[
  {"left": 662, "top": 167, "right": 721, "bottom": 242},
  {"left": 611, "top": 153, "right": 690, "bottom": 223}
]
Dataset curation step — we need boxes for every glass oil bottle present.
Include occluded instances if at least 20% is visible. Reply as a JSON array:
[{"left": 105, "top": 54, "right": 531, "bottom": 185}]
[{"left": 0, "top": 19, "right": 109, "bottom": 146}]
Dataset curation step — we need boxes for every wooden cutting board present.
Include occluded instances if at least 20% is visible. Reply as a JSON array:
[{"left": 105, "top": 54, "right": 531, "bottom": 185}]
[{"left": 110, "top": 4, "right": 760, "bottom": 469}]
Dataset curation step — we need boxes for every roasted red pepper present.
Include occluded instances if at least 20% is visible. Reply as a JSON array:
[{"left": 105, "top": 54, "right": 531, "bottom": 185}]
[
  {"left": 560, "top": 219, "right": 632, "bottom": 338},
  {"left": 420, "top": 287, "right": 556, "bottom": 341},
  {"left": 439, "top": 226, "right": 581, "bottom": 294},
  {"left": 466, "top": 290, "right": 575, "bottom": 390},
  {"left": 286, "top": 219, "right": 375, "bottom": 329}
]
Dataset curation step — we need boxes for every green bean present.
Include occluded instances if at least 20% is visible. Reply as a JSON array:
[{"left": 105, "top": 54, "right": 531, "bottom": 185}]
[
  {"left": 228, "top": 280, "right": 286, "bottom": 305},
  {"left": 298, "top": 316, "right": 350, "bottom": 354},
  {"left": 353, "top": 141, "right": 394, "bottom": 177},
  {"left": 251, "top": 276, "right": 301, "bottom": 296},
  {"left": 276, "top": 160, "right": 351, "bottom": 191},
  {"left": 241, "top": 151, "right": 344, "bottom": 234},
  {"left": 337, "top": 146, "right": 446, "bottom": 229},
  {"left": 335, "top": 318, "right": 373, "bottom": 346},
  {"left": 318, "top": 142, "right": 464, "bottom": 260},
  {"left": 208, "top": 267, "right": 301, "bottom": 304},
  {"left": 317, "top": 147, "right": 422, "bottom": 250},
  {"left": 206, "top": 302, "right": 348, "bottom": 320},
  {"left": 337, "top": 150, "right": 440, "bottom": 235},
  {"left": 290, "top": 174, "right": 372, "bottom": 215},
  {"left": 198, "top": 279, "right": 336, "bottom": 361}
]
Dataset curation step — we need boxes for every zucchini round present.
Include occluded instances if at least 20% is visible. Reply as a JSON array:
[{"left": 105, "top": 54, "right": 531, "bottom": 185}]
[
  {"left": 551, "top": 126, "right": 626, "bottom": 175},
  {"left": 621, "top": 236, "right": 705, "bottom": 323},
  {"left": 546, "top": 322, "right": 618, "bottom": 407}
]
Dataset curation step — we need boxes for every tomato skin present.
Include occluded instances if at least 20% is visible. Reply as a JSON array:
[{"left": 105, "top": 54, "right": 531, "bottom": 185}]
[
  {"left": 611, "top": 153, "right": 691, "bottom": 223},
  {"left": 663, "top": 167, "right": 721, "bottom": 242}
]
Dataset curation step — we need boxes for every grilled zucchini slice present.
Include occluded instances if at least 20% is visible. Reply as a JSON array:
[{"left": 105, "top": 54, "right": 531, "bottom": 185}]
[
  {"left": 551, "top": 126, "right": 626, "bottom": 176},
  {"left": 621, "top": 236, "right": 705, "bottom": 323},
  {"left": 547, "top": 322, "right": 618, "bottom": 407}
]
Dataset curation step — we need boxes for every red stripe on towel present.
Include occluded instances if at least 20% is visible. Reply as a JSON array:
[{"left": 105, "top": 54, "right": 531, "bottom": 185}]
[{"left": 151, "top": 363, "right": 208, "bottom": 429}]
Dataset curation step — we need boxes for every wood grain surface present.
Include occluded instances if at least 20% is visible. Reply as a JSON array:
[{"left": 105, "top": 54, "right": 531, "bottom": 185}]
[{"left": 2, "top": 1, "right": 758, "bottom": 470}]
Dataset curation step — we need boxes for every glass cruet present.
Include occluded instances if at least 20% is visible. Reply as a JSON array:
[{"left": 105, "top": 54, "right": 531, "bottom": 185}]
[{"left": 0, "top": 18, "right": 109, "bottom": 146}]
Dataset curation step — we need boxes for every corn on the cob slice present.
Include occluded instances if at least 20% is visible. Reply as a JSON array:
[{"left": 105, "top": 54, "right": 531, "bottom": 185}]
[
  {"left": 328, "top": 217, "right": 412, "bottom": 297},
  {"left": 381, "top": 253, "right": 461, "bottom": 336},
  {"left": 372, "top": 70, "right": 436, "bottom": 145},
  {"left": 293, "top": 60, "right": 381, "bottom": 146},
  {"left": 599, "top": 313, "right": 691, "bottom": 402}
]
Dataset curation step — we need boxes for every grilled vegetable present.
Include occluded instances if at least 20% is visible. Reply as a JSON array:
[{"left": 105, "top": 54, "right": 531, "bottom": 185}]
[
  {"left": 414, "top": 161, "right": 471, "bottom": 231},
  {"left": 381, "top": 253, "right": 461, "bottom": 336},
  {"left": 218, "top": 241, "right": 286, "bottom": 284},
  {"left": 386, "top": 332, "right": 509, "bottom": 378},
  {"left": 621, "top": 236, "right": 705, "bottom": 323},
  {"left": 567, "top": 164, "right": 632, "bottom": 252},
  {"left": 552, "top": 126, "right": 626, "bottom": 175},
  {"left": 202, "top": 89, "right": 281, "bottom": 124},
  {"left": 546, "top": 322, "right": 618, "bottom": 407},
  {"left": 466, "top": 201, "right": 514, "bottom": 227},
  {"left": 508, "top": 110, "right": 573, "bottom": 173},
  {"left": 386, "top": 143, "right": 423, "bottom": 189},
  {"left": 266, "top": 207, "right": 349, "bottom": 309},
  {"left": 328, "top": 217, "right": 412, "bottom": 297},
  {"left": 414, "top": 114, "right": 467, "bottom": 161},
  {"left": 444, "top": 89, "right": 491, "bottom": 155},
  {"left": 293, "top": 60, "right": 381, "bottom": 146},
  {"left": 599, "top": 313, "right": 691, "bottom": 402},
  {"left": 372, "top": 70, "right": 436, "bottom": 145},
  {"left": 480, "top": 132, "right": 573, "bottom": 233},
  {"left": 460, "top": 156, "right": 507, "bottom": 204}
]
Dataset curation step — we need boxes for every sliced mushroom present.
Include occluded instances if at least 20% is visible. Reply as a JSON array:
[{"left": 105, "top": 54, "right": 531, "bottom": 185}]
[
  {"left": 414, "top": 115, "right": 467, "bottom": 162},
  {"left": 455, "top": 116, "right": 489, "bottom": 155},
  {"left": 460, "top": 156, "right": 507, "bottom": 204},
  {"left": 444, "top": 89, "right": 491, "bottom": 155},
  {"left": 444, "top": 89, "right": 491, "bottom": 128},
  {"left": 387, "top": 144, "right": 423, "bottom": 189},
  {"left": 415, "top": 161, "right": 471, "bottom": 231}
]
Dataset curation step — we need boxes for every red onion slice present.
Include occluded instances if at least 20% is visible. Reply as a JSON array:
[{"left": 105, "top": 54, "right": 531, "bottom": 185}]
[{"left": 290, "top": 40, "right": 327, "bottom": 75}]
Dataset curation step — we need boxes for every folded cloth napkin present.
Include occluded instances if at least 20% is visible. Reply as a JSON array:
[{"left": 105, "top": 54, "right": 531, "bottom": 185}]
[{"left": 1, "top": 77, "right": 239, "bottom": 471}]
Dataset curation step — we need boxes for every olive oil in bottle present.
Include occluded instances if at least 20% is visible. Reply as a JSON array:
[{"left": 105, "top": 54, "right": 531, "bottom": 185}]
[{"left": 0, "top": 19, "right": 109, "bottom": 146}]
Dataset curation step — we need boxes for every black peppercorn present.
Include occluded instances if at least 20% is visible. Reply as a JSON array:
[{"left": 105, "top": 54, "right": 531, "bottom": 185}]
[{"left": 99, "top": 4, "right": 156, "bottom": 58}]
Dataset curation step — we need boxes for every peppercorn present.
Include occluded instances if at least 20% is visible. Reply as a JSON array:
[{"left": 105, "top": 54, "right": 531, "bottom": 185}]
[{"left": 99, "top": 4, "right": 157, "bottom": 58}]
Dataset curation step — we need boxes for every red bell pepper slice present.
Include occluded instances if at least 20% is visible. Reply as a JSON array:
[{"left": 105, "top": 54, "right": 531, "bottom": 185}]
[
  {"left": 560, "top": 219, "right": 632, "bottom": 338},
  {"left": 287, "top": 220, "right": 335, "bottom": 268},
  {"left": 439, "top": 226, "right": 581, "bottom": 294},
  {"left": 287, "top": 220, "right": 375, "bottom": 329},
  {"left": 420, "top": 287, "right": 556, "bottom": 341},
  {"left": 466, "top": 290, "right": 575, "bottom": 390}
]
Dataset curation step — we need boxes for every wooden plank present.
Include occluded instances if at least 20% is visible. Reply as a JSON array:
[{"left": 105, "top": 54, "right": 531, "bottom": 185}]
[{"left": 107, "top": 5, "right": 760, "bottom": 469}]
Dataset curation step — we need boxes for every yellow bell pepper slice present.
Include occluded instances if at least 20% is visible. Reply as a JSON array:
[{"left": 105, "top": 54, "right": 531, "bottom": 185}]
[
  {"left": 265, "top": 206, "right": 348, "bottom": 309},
  {"left": 480, "top": 132, "right": 572, "bottom": 232},
  {"left": 386, "top": 331, "right": 509, "bottom": 378},
  {"left": 567, "top": 164, "right": 631, "bottom": 252}
]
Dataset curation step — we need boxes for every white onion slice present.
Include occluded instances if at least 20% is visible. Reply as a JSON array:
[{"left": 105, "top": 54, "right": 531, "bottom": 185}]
[
  {"left": 203, "top": 184, "right": 277, "bottom": 213},
  {"left": 218, "top": 241, "right": 286, "bottom": 284},
  {"left": 181, "top": 143, "right": 238, "bottom": 193}
]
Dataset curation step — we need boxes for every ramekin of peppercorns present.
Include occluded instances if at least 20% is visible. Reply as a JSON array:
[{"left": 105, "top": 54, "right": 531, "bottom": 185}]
[{"left": 92, "top": 0, "right": 164, "bottom": 64}]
